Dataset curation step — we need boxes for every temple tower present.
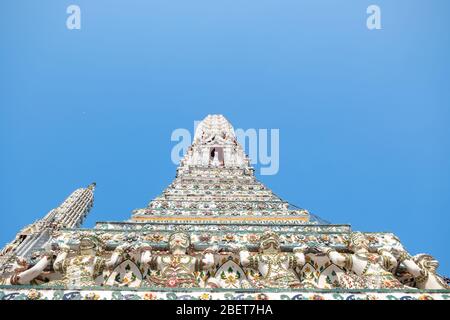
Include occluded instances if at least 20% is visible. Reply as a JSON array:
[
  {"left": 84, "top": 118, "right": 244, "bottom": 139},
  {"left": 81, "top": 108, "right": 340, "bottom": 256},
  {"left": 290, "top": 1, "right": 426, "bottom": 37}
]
[
  {"left": 0, "top": 116, "right": 448, "bottom": 299},
  {"left": 0, "top": 183, "right": 95, "bottom": 271},
  {"left": 131, "top": 114, "right": 310, "bottom": 224}
]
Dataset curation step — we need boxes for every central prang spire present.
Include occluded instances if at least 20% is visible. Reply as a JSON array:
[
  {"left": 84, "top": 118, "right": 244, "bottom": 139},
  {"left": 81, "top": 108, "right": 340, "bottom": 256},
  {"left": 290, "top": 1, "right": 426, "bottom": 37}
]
[
  {"left": 131, "top": 115, "right": 310, "bottom": 223},
  {"left": 180, "top": 114, "right": 251, "bottom": 170}
]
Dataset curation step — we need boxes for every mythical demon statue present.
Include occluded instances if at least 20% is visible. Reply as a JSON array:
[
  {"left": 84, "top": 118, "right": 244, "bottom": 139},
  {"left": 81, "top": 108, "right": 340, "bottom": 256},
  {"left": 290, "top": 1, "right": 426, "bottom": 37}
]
[
  {"left": 319, "top": 232, "right": 404, "bottom": 289},
  {"left": 144, "top": 232, "right": 215, "bottom": 288},
  {"left": 0, "top": 252, "right": 52, "bottom": 285},
  {"left": 49, "top": 235, "right": 120, "bottom": 287},
  {"left": 236, "top": 231, "right": 306, "bottom": 288}
]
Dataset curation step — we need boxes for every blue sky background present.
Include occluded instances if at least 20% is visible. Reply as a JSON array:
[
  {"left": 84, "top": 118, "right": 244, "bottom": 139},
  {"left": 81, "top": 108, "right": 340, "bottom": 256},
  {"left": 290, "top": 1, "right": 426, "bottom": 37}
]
[{"left": 1, "top": 1, "right": 449, "bottom": 275}]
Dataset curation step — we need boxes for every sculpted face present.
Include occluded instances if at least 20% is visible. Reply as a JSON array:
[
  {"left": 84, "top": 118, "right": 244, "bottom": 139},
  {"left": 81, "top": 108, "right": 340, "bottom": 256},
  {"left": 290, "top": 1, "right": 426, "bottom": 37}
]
[
  {"left": 260, "top": 232, "right": 280, "bottom": 253},
  {"left": 169, "top": 233, "right": 190, "bottom": 253},
  {"left": 348, "top": 232, "right": 370, "bottom": 252},
  {"left": 419, "top": 255, "right": 439, "bottom": 272},
  {"left": 426, "top": 259, "right": 439, "bottom": 272},
  {"left": 79, "top": 237, "right": 97, "bottom": 255}
]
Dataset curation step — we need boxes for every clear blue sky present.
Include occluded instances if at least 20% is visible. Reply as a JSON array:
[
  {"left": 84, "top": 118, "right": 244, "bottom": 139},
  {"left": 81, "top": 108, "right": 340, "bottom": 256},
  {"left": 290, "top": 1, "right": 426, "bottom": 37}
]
[{"left": 1, "top": 1, "right": 449, "bottom": 275}]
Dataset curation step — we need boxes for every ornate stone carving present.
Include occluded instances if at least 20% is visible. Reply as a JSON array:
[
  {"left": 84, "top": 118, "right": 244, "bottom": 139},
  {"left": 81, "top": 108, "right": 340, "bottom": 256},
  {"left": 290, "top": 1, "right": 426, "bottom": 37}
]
[
  {"left": 0, "top": 253, "right": 51, "bottom": 286},
  {"left": 237, "top": 231, "right": 305, "bottom": 288},
  {"left": 49, "top": 235, "right": 109, "bottom": 288},
  {"left": 319, "top": 232, "right": 405, "bottom": 289},
  {"left": 413, "top": 254, "right": 450, "bottom": 289},
  {"left": 144, "top": 232, "right": 215, "bottom": 288}
]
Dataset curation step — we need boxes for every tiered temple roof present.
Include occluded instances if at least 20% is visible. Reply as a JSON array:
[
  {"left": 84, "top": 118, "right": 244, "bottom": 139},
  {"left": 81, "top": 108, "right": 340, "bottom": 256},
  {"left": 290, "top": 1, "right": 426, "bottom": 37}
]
[{"left": 132, "top": 115, "right": 309, "bottom": 224}]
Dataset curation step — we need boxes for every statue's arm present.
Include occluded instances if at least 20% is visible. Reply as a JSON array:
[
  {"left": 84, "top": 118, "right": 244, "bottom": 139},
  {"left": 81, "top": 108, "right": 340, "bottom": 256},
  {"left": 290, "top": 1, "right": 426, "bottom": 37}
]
[
  {"left": 106, "top": 244, "right": 128, "bottom": 269},
  {"left": 229, "top": 244, "right": 252, "bottom": 267},
  {"left": 293, "top": 245, "right": 308, "bottom": 267},
  {"left": 391, "top": 248, "right": 422, "bottom": 277},
  {"left": 144, "top": 251, "right": 159, "bottom": 270},
  {"left": 286, "top": 247, "right": 306, "bottom": 269},
  {"left": 202, "top": 253, "right": 215, "bottom": 269},
  {"left": 16, "top": 256, "right": 50, "bottom": 284},
  {"left": 201, "top": 245, "right": 218, "bottom": 269},
  {"left": 53, "top": 245, "right": 70, "bottom": 272},
  {"left": 403, "top": 259, "right": 422, "bottom": 277},
  {"left": 319, "top": 246, "right": 347, "bottom": 268},
  {"left": 377, "top": 247, "right": 398, "bottom": 271},
  {"left": 106, "top": 252, "right": 121, "bottom": 269},
  {"left": 239, "top": 249, "right": 251, "bottom": 267},
  {"left": 140, "top": 246, "right": 152, "bottom": 265}
]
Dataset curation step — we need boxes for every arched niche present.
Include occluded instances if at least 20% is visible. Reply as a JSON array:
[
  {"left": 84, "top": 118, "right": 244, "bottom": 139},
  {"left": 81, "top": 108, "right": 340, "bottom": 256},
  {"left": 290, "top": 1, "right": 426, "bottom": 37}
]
[
  {"left": 106, "top": 259, "right": 143, "bottom": 287},
  {"left": 211, "top": 260, "right": 250, "bottom": 289}
]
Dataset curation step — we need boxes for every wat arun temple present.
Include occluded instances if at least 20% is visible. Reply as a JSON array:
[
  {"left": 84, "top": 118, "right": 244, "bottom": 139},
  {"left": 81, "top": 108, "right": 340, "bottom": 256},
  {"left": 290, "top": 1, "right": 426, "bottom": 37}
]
[{"left": 0, "top": 115, "right": 449, "bottom": 300}]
